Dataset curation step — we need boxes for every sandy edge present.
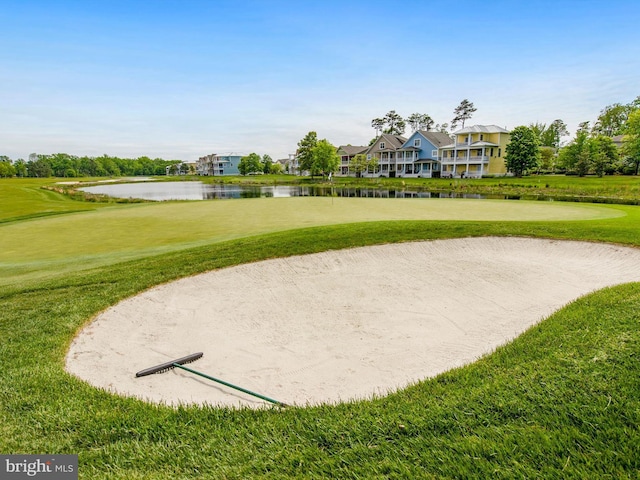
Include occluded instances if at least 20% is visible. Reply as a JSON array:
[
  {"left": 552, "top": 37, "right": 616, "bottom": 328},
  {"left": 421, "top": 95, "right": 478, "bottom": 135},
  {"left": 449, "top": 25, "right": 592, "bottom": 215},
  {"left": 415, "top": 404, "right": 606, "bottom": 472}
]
[{"left": 66, "top": 237, "right": 640, "bottom": 408}]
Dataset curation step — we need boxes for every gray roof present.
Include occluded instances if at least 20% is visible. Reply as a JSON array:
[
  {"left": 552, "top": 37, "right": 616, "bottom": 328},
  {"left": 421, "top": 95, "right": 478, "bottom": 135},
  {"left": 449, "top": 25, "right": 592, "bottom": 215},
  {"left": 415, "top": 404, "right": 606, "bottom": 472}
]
[
  {"left": 337, "top": 145, "right": 368, "bottom": 156},
  {"left": 366, "top": 134, "right": 407, "bottom": 154},
  {"left": 417, "top": 131, "right": 454, "bottom": 148},
  {"left": 453, "top": 124, "right": 510, "bottom": 134}
]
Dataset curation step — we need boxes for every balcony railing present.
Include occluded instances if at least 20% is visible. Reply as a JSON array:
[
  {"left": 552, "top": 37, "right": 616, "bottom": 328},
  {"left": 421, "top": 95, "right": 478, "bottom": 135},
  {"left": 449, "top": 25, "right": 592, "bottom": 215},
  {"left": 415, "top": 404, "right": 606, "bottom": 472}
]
[{"left": 441, "top": 156, "right": 489, "bottom": 164}]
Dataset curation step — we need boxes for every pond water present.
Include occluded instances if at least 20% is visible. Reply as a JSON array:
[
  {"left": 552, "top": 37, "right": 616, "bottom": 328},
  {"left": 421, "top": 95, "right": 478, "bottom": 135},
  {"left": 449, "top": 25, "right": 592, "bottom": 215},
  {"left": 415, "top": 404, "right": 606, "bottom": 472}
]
[{"left": 79, "top": 181, "right": 501, "bottom": 201}]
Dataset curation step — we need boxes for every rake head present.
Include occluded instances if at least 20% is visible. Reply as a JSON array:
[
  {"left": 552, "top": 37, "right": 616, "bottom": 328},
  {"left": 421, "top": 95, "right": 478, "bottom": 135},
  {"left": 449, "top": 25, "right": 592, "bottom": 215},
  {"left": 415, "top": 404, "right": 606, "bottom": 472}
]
[{"left": 135, "top": 352, "right": 203, "bottom": 377}]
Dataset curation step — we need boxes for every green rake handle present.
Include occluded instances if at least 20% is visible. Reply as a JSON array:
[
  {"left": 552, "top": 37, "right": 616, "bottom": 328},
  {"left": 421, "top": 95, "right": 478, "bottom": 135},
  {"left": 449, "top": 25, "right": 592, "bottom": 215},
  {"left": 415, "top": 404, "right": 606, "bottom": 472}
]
[{"left": 172, "top": 363, "right": 287, "bottom": 407}]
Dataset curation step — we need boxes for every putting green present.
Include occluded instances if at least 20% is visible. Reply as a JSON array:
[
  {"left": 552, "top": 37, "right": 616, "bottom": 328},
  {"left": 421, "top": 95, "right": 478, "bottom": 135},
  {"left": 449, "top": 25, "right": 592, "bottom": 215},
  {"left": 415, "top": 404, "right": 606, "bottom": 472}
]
[{"left": 0, "top": 197, "right": 624, "bottom": 285}]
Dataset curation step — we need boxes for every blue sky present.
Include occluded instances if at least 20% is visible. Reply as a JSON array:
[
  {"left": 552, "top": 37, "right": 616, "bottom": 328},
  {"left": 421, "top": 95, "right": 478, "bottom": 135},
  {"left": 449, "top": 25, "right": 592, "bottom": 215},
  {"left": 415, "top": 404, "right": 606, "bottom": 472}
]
[{"left": 1, "top": 0, "right": 639, "bottom": 161}]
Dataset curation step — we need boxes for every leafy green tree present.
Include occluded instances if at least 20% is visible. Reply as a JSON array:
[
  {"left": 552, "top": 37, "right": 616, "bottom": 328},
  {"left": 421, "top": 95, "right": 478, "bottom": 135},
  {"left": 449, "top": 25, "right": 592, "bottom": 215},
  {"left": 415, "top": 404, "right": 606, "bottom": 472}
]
[
  {"left": 97, "top": 155, "right": 122, "bottom": 176},
  {"left": 435, "top": 123, "right": 449, "bottom": 134},
  {"left": 623, "top": 109, "right": 640, "bottom": 175},
  {"left": 590, "top": 135, "right": 618, "bottom": 177},
  {"left": 49, "top": 153, "right": 77, "bottom": 177},
  {"left": 382, "top": 110, "right": 405, "bottom": 135},
  {"left": 296, "top": 131, "right": 318, "bottom": 175},
  {"left": 592, "top": 96, "right": 640, "bottom": 137},
  {"left": 262, "top": 154, "right": 273, "bottom": 174},
  {"left": 366, "top": 154, "right": 379, "bottom": 176},
  {"left": 238, "top": 153, "right": 262, "bottom": 175},
  {"left": 505, "top": 126, "right": 540, "bottom": 177},
  {"left": 529, "top": 122, "right": 547, "bottom": 143},
  {"left": 349, "top": 153, "right": 369, "bottom": 177},
  {"left": 13, "top": 159, "right": 27, "bottom": 177},
  {"left": 0, "top": 158, "right": 16, "bottom": 177},
  {"left": 26, "top": 155, "right": 52, "bottom": 177},
  {"left": 269, "top": 162, "right": 283, "bottom": 175},
  {"left": 451, "top": 99, "right": 476, "bottom": 130},
  {"left": 575, "top": 148, "right": 591, "bottom": 177},
  {"left": 406, "top": 113, "right": 434, "bottom": 132},
  {"left": 371, "top": 118, "right": 384, "bottom": 136},
  {"left": 541, "top": 119, "right": 569, "bottom": 148},
  {"left": 558, "top": 127, "right": 590, "bottom": 174},
  {"left": 539, "top": 146, "right": 556, "bottom": 172},
  {"left": 311, "top": 139, "right": 339, "bottom": 178}
]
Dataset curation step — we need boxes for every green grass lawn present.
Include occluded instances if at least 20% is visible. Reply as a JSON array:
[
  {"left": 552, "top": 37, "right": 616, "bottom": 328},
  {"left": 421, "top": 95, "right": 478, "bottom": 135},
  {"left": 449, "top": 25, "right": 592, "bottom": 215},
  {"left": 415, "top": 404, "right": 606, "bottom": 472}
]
[
  {"left": 206, "top": 172, "right": 640, "bottom": 203},
  {"left": 1, "top": 176, "right": 640, "bottom": 478}
]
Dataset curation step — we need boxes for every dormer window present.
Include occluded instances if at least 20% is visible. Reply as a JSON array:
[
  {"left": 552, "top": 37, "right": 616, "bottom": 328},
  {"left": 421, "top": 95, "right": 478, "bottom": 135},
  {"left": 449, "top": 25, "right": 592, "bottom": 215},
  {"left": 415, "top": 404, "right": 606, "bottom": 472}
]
[
  {"left": 379, "top": 142, "right": 385, "bottom": 149},
  {"left": 414, "top": 139, "right": 421, "bottom": 147}
]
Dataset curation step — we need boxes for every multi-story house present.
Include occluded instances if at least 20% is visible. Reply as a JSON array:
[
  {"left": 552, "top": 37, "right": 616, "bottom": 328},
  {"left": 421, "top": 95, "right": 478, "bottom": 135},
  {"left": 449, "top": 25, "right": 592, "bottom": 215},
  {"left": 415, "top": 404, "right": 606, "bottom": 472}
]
[
  {"left": 439, "top": 125, "right": 510, "bottom": 178},
  {"left": 364, "top": 134, "right": 407, "bottom": 177},
  {"left": 359, "top": 131, "right": 452, "bottom": 178},
  {"left": 336, "top": 145, "right": 368, "bottom": 176},
  {"left": 196, "top": 154, "right": 242, "bottom": 176},
  {"left": 396, "top": 131, "right": 452, "bottom": 178}
]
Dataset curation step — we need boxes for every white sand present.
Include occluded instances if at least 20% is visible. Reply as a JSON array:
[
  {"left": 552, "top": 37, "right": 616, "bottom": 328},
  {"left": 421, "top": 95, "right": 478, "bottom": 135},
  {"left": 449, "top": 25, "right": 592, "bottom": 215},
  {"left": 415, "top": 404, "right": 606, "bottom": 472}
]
[{"left": 65, "top": 237, "right": 640, "bottom": 408}]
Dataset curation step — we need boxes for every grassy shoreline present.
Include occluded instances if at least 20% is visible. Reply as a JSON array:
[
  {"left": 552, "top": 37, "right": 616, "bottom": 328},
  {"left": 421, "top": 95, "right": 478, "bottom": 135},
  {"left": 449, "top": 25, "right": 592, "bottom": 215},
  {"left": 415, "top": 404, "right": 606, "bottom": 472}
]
[
  {"left": 1, "top": 177, "right": 640, "bottom": 478},
  {"left": 7, "top": 173, "right": 640, "bottom": 206},
  {"left": 202, "top": 173, "right": 640, "bottom": 204}
]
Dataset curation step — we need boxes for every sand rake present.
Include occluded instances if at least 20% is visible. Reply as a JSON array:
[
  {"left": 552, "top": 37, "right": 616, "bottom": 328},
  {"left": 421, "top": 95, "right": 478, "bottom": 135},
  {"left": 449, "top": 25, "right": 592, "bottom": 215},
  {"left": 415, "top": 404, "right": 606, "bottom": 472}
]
[{"left": 135, "top": 352, "right": 286, "bottom": 407}]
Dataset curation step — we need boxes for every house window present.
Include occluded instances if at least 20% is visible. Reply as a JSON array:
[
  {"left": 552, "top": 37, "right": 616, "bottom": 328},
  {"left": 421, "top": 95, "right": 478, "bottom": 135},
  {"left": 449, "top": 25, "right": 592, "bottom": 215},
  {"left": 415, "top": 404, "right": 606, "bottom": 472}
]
[
  {"left": 414, "top": 139, "right": 421, "bottom": 147},
  {"left": 432, "top": 150, "right": 438, "bottom": 158},
  {"left": 480, "top": 134, "right": 484, "bottom": 141},
  {"left": 490, "top": 148, "right": 494, "bottom": 157},
  {"left": 367, "top": 154, "right": 371, "bottom": 160},
  {"left": 498, "top": 148, "right": 502, "bottom": 157},
  {"left": 379, "top": 142, "right": 385, "bottom": 149}
]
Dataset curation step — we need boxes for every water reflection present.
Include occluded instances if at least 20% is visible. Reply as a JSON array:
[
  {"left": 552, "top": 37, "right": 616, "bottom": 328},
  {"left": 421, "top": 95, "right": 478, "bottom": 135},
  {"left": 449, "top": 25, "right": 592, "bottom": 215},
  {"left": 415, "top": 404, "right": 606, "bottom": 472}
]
[{"left": 80, "top": 181, "right": 496, "bottom": 201}]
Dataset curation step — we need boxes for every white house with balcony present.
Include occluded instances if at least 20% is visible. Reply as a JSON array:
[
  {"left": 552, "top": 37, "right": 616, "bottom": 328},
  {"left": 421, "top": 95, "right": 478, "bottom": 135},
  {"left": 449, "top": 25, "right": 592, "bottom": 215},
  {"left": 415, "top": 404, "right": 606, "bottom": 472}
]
[
  {"left": 439, "top": 125, "right": 510, "bottom": 178},
  {"left": 196, "top": 154, "right": 242, "bottom": 176}
]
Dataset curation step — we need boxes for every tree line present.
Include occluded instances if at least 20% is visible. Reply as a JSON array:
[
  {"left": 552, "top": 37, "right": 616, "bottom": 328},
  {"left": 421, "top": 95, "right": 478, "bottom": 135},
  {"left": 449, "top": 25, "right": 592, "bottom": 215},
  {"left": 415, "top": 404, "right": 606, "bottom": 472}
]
[
  {"left": 507, "top": 96, "right": 640, "bottom": 177},
  {"left": 237, "top": 153, "right": 285, "bottom": 175},
  {"left": 0, "top": 153, "right": 185, "bottom": 178},
  {"left": 370, "top": 99, "right": 476, "bottom": 138}
]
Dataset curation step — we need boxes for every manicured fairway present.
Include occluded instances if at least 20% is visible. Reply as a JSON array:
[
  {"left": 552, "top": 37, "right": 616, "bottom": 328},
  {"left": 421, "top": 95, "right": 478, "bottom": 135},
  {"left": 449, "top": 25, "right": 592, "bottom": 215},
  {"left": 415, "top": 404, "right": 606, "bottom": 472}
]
[
  {"left": 0, "top": 197, "right": 625, "bottom": 285},
  {"left": 2, "top": 178, "right": 640, "bottom": 479}
]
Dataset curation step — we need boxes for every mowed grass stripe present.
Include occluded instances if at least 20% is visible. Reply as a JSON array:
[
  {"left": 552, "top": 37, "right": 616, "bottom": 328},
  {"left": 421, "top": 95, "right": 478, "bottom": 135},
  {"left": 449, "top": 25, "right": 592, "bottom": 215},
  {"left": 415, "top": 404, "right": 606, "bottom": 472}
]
[
  {"left": 1, "top": 220, "right": 640, "bottom": 478},
  {"left": 0, "top": 196, "right": 622, "bottom": 266}
]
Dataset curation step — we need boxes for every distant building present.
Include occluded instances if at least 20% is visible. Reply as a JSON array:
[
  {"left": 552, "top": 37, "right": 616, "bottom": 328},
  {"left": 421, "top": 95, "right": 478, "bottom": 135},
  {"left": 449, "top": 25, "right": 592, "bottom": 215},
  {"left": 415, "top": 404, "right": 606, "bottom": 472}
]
[
  {"left": 276, "top": 154, "right": 298, "bottom": 175},
  {"left": 196, "top": 154, "right": 242, "bottom": 176},
  {"left": 336, "top": 145, "right": 368, "bottom": 176},
  {"left": 166, "top": 162, "right": 196, "bottom": 175},
  {"left": 612, "top": 135, "right": 625, "bottom": 149}
]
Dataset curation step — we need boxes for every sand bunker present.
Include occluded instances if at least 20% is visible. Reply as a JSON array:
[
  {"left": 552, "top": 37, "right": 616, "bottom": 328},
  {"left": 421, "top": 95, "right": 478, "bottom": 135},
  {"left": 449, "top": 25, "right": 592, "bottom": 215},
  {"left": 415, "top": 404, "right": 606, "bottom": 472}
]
[{"left": 66, "top": 237, "right": 640, "bottom": 408}]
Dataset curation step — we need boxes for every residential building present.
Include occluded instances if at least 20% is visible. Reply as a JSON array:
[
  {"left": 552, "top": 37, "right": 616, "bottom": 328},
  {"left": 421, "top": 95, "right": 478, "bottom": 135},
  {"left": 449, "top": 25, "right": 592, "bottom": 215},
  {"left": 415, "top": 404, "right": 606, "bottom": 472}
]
[
  {"left": 396, "top": 131, "right": 452, "bottom": 178},
  {"left": 357, "top": 131, "right": 453, "bottom": 178},
  {"left": 612, "top": 134, "right": 625, "bottom": 150},
  {"left": 165, "top": 162, "right": 196, "bottom": 175},
  {"left": 196, "top": 154, "right": 242, "bottom": 176},
  {"left": 364, "top": 134, "right": 407, "bottom": 177},
  {"left": 336, "top": 145, "right": 368, "bottom": 176},
  {"left": 439, "top": 125, "right": 510, "bottom": 178},
  {"left": 276, "top": 154, "right": 300, "bottom": 175}
]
